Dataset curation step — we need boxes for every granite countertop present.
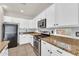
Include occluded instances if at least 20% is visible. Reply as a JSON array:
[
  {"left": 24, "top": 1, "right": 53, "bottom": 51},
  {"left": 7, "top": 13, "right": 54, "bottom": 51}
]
[
  {"left": 40, "top": 36, "right": 74, "bottom": 55},
  {"left": 23, "top": 32, "right": 79, "bottom": 56},
  {"left": 23, "top": 32, "right": 41, "bottom": 36},
  {"left": 0, "top": 41, "right": 9, "bottom": 53},
  {"left": 41, "top": 35, "right": 79, "bottom": 56}
]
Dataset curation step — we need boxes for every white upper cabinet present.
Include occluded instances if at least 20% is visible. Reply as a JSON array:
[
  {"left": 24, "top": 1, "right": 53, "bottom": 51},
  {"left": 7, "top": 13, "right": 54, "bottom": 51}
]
[
  {"left": 28, "top": 20, "right": 36, "bottom": 28},
  {"left": 38, "top": 10, "right": 46, "bottom": 20},
  {"left": 55, "top": 3, "right": 78, "bottom": 27},
  {"left": 46, "top": 4, "right": 55, "bottom": 28},
  {"left": 0, "top": 6, "right": 4, "bottom": 41},
  {"left": 34, "top": 3, "right": 79, "bottom": 28},
  {"left": 34, "top": 4, "right": 55, "bottom": 28},
  {"left": 32, "top": 9, "right": 47, "bottom": 28}
]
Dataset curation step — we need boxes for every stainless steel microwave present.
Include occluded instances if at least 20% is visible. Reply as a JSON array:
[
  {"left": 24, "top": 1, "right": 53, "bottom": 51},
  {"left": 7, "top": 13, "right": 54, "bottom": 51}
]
[{"left": 38, "top": 18, "right": 46, "bottom": 28}]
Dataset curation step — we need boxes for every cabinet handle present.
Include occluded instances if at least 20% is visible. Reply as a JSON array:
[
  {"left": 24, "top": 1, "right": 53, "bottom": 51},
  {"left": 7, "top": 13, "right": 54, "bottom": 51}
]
[
  {"left": 48, "top": 50, "right": 50, "bottom": 52},
  {"left": 54, "top": 24, "right": 58, "bottom": 26},
  {"left": 57, "top": 50, "right": 62, "bottom": 54},
  {"left": 56, "top": 24, "right": 58, "bottom": 25},
  {"left": 55, "top": 24, "right": 57, "bottom": 26},
  {"left": 50, "top": 51, "right": 52, "bottom": 54}
]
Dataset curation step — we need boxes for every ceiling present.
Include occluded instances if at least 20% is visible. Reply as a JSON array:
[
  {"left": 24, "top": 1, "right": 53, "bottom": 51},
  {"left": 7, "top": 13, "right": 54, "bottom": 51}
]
[{"left": 0, "top": 3, "right": 52, "bottom": 19}]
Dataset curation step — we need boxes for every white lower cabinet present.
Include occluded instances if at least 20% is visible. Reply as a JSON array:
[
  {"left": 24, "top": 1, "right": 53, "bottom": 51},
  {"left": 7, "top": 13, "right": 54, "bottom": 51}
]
[
  {"left": 50, "top": 45, "right": 74, "bottom": 56},
  {"left": 0, "top": 45, "right": 8, "bottom": 56},
  {"left": 41, "top": 40, "right": 74, "bottom": 56},
  {"left": 27, "top": 34, "right": 34, "bottom": 46},
  {"left": 41, "top": 40, "right": 50, "bottom": 56},
  {"left": 19, "top": 34, "right": 33, "bottom": 46},
  {"left": 19, "top": 34, "right": 29, "bottom": 45}
]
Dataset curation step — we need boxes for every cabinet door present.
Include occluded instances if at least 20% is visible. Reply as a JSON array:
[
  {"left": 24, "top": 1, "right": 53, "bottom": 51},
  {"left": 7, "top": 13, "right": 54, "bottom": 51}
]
[
  {"left": 2, "top": 49, "right": 8, "bottom": 56},
  {"left": 50, "top": 44, "right": 74, "bottom": 56},
  {"left": 47, "top": 43, "right": 60, "bottom": 56},
  {"left": 30, "top": 20, "right": 36, "bottom": 28},
  {"left": 55, "top": 3, "right": 78, "bottom": 26},
  {"left": 41, "top": 40, "right": 50, "bottom": 56},
  {"left": 46, "top": 4, "right": 55, "bottom": 28},
  {"left": 19, "top": 34, "right": 34, "bottom": 46},
  {"left": 39, "top": 10, "right": 46, "bottom": 19},
  {"left": 0, "top": 45, "right": 8, "bottom": 56},
  {"left": 27, "top": 35, "right": 34, "bottom": 46},
  {"left": 55, "top": 48, "right": 74, "bottom": 56},
  {"left": 41, "top": 40, "right": 74, "bottom": 56},
  {"left": 19, "top": 34, "right": 30, "bottom": 45}
]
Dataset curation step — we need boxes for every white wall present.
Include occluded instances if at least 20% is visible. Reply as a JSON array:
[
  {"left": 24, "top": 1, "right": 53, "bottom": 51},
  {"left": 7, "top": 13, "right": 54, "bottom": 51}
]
[
  {"left": 0, "top": 6, "right": 4, "bottom": 41},
  {"left": 4, "top": 16, "right": 30, "bottom": 28},
  {"left": 4, "top": 16, "right": 35, "bottom": 32}
]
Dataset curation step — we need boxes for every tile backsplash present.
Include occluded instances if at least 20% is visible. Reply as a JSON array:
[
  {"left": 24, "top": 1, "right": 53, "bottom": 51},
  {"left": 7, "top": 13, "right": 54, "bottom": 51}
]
[
  {"left": 56, "top": 28, "right": 72, "bottom": 35},
  {"left": 37, "top": 27, "right": 79, "bottom": 38},
  {"left": 55, "top": 27, "right": 79, "bottom": 37}
]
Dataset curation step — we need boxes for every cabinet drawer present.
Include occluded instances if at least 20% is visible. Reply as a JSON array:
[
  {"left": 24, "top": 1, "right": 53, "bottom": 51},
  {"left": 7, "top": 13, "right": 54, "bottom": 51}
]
[
  {"left": 57, "top": 49, "right": 74, "bottom": 56},
  {"left": 41, "top": 40, "right": 74, "bottom": 56},
  {"left": 53, "top": 47, "right": 74, "bottom": 56}
]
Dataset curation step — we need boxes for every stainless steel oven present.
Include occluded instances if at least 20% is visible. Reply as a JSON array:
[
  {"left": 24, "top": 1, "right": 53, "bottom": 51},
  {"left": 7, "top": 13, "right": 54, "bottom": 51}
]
[
  {"left": 33, "top": 36, "right": 41, "bottom": 56},
  {"left": 33, "top": 31, "right": 50, "bottom": 56}
]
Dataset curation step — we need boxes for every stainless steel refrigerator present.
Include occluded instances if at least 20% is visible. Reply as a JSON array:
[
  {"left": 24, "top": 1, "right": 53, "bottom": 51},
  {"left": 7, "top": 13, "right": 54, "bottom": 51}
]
[{"left": 3, "top": 23, "right": 18, "bottom": 48}]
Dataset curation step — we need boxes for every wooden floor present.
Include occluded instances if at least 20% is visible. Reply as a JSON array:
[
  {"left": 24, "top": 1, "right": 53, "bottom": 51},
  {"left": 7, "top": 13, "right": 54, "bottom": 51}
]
[{"left": 8, "top": 43, "right": 37, "bottom": 56}]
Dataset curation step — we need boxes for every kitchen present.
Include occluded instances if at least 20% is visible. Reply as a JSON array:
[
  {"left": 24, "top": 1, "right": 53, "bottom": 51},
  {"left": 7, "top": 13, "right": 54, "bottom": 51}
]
[{"left": 0, "top": 3, "right": 79, "bottom": 56}]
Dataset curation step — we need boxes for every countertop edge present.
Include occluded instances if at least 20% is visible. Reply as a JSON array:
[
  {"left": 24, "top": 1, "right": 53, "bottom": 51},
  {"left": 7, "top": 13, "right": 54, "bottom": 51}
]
[{"left": 0, "top": 41, "right": 9, "bottom": 53}]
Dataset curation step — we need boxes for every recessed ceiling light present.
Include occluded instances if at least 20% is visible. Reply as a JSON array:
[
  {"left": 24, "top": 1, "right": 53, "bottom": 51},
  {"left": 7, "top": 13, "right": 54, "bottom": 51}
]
[
  {"left": 2, "top": 5, "right": 8, "bottom": 9},
  {"left": 20, "top": 10, "right": 24, "bottom": 13}
]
